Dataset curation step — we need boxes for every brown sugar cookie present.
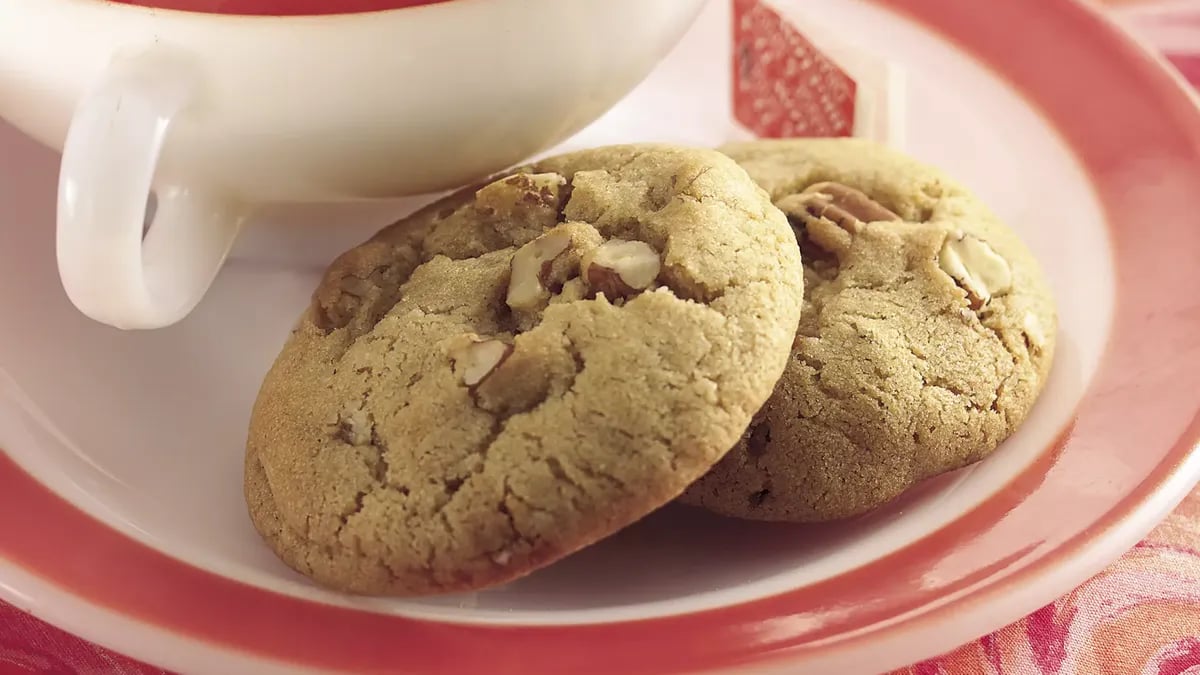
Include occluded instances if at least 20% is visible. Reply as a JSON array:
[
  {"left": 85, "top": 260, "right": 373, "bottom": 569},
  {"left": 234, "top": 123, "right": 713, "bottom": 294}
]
[
  {"left": 245, "top": 144, "right": 805, "bottom": 595},
  {"left": 680, "top": 138, "right": 1057, "bottom": 522}
]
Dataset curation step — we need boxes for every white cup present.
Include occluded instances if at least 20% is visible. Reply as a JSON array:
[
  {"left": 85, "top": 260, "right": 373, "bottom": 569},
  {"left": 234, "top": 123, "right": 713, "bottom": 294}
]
[{"left": 0, "top": 0, "right": 707, "bottom": 329}]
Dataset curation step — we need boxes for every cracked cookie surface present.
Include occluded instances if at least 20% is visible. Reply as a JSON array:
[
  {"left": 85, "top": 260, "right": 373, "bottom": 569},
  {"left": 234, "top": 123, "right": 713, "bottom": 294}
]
[
  {"left": 680, "top": 139, "right": 1058, "bottom": 522},
  {"left": 245, "top": 144, "right": 805, "bottom": 595}
]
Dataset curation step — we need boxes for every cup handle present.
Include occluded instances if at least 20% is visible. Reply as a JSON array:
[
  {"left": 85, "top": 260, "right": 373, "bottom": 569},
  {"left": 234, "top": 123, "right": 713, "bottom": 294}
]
[{"left": 56, "top": 51, "right": 245, "bottom": 330}]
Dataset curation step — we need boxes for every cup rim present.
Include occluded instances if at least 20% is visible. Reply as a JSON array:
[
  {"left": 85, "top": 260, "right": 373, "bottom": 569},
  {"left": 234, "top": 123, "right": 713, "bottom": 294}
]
[{"left": 92, "top": 0, "right": 464, "bottom": 20}]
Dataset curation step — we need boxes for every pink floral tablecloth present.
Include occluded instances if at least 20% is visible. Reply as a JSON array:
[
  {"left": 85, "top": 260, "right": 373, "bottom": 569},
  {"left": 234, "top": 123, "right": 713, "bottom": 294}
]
[
  {"left": 892, "top": 488, "right": 1200, "bottom": 674},
  {"left": 3, "top": 3, "right": 1200, "bottom": 674}
]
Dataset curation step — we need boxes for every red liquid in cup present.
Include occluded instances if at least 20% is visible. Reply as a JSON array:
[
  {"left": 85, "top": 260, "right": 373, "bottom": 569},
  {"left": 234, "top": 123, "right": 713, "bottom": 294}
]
[{"left": 105, "top": 0, "right": 455, "bottom": 15}]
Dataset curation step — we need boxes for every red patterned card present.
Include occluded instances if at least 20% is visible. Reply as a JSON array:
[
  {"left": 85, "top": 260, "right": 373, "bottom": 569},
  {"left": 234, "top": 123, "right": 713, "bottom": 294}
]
[{"left": 732, "top": 0, "right": 905, "bottom": 145}]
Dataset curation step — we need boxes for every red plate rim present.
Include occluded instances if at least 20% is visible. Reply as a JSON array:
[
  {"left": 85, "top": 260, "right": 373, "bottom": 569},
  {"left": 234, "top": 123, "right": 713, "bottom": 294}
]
[{"left": 3, "top": 0, "right": 1200, "bottom": 672}]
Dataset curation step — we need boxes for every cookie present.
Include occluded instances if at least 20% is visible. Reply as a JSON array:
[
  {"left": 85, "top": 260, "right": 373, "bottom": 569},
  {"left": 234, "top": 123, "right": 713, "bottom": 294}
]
[
  {"left": 245, "top": 144, "right": 805, "bottom": 595},
  {"left": 680, "top": 138, "right": 1057, "bottom": 522}
]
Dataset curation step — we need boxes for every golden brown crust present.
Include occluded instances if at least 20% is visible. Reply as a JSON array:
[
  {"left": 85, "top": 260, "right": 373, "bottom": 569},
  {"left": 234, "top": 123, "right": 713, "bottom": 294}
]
[
  {"left": 245, "top": 144, "right": 805, "bottom": 595},
  {"left": 680, "top": 139, "right": 1058, "bottom": 522}
]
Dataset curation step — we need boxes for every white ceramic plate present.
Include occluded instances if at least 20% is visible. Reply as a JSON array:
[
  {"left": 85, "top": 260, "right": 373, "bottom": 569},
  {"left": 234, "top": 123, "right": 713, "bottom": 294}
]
[{"left": 2, "top": 0, "right": 1200, "bottom": 672}]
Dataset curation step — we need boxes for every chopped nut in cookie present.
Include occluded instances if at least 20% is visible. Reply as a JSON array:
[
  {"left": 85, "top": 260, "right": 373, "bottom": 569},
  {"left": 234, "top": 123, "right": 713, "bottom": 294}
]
[
  {"left": 334, "top": 407, "right": 373, "bottom": 446},
  {"left": 777, "top": 182, "right": 900, "bottom": 261},
  {"left": 1023, "top": 312, "right": 1046, "bottom": 351},
  {"left": 938, "top": 232, "right": 1012, "bottom": 309},
  {"left": 506, "top": 223, "right": 604, "bottom": 317},
  {"left": 506, "top": 231, "right": 572, "bottom": 311},
  {"left": 791, "top": 181, "right": 901, "bottom": 233},
  {"left": 476, "top": 172, "right": 567, "bottom": 214},
  {"left": 447, "top": 336, "right": 513, "bottom": 388},
  {"left": 581, "top": 239, "right": 661, "bottom": 300},
  {"left": 474, "top": 172, "right": 570, "bottom": 246},
  {"left": 548, "top": 278, "right": 588, "bottom": 306}
]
